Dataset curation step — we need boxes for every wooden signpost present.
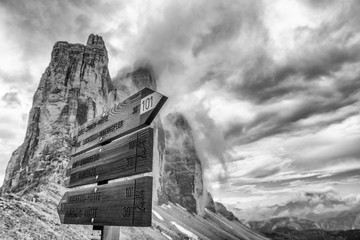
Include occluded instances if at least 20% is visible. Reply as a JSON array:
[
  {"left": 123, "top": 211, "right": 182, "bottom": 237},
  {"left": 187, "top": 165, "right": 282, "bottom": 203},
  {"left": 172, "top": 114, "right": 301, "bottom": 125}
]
[
  {"left": 57, "top": 177, "right": 153, "bottom": 226},
  {"left": 57, "top": 88, "right": 167, "bottom": 239},
  {"left": 66, "top": 128, "right": 153, "bottom": 188},
  {"left": 71, "top": 88, "right": 167, "bottom": 156}
]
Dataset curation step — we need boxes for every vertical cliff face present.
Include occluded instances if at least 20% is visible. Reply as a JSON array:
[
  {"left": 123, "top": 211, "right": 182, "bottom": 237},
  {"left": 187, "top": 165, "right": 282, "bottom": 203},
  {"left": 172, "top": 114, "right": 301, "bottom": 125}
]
[
  {"left": 159, "top": 113, "right": 204, "bottom": 213},
  {"left": 1, "top": 34, "right": 113, "bottom": 194}
]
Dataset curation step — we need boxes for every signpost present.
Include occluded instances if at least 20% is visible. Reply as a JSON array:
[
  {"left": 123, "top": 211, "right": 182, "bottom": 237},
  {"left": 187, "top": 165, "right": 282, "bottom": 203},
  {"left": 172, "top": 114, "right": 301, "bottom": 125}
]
[
  {"left": 66, "top": 128, "right": 153, "bottom": 188},
  {"left": 71, "top": 88, "right": 167, "bottom": 156},
  {"left": 57, "top": 177, "right": 153, "bottom": 226},
  {"left": 58, "top": 88, "right": 167, "bottom": 240}
]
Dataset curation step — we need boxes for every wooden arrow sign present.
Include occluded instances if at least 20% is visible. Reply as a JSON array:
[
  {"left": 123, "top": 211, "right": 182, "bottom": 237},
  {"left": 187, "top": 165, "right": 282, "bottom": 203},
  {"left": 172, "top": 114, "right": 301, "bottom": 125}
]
[
  {"left": 72, "top": 88, "right": 167, "bottom": 156},
  {"left": 57, "top": 176, "right": 152, "bottom": 226},
  {"left": 65, "top": 128, "right": 153, "bottom": 188}
]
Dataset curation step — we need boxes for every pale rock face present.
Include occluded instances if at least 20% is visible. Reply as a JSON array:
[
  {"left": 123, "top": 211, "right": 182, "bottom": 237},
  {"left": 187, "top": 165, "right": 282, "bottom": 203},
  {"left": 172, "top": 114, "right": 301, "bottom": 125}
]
[
  {"left": 1, "top": 34, "right": 113, "bottom": 194},
  {"left": 159, "top": 113, "right": 204, "bottom": 213}
]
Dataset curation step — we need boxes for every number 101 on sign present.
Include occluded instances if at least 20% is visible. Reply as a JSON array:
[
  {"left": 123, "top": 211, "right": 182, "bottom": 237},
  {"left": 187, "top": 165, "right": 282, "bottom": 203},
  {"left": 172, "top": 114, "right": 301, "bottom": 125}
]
[{"left": 140, "top": 92, "right": 163, "bottom": 115}]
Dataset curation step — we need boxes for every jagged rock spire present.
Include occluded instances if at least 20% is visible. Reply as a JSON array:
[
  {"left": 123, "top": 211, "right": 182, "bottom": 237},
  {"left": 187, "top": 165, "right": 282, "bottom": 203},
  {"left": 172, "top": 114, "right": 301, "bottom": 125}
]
[
  {"left": 1, "top": 35, "right": 113, "bottom": 195},
  {"left": 86, "top": 34, "right": 106, "bottom": 49}
]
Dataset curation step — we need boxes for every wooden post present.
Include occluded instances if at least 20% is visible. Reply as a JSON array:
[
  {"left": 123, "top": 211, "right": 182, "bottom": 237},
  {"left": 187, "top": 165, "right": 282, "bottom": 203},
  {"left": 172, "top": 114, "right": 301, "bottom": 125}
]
[
  {"left": 58, "top": 177, "right": 153, "bottom": 226},
  {"left": 102, "top": 226, "right": 120, "bottom": 240},
  {"left": 96, "top": 176, "right": 121, "bottom": 239}
]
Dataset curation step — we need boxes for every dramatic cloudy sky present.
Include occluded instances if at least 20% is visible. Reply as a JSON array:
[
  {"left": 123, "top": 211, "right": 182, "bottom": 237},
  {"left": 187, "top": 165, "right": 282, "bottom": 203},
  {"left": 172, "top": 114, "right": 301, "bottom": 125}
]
[{"left": 0, "top": 0, "right": 359, "bottom": 209}]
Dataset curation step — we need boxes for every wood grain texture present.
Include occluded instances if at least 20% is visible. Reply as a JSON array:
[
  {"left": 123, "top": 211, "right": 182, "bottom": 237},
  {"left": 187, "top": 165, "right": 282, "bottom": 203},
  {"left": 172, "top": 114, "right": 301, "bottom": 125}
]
[
  {"left": 57, "top": 176, "right": 153, "bottom": 227},
  {"left": 65, "top": 128, "right": 153, "bottom": 188},
  {"left": 71, "top": 88, "right": 167, "bottom": 156}
]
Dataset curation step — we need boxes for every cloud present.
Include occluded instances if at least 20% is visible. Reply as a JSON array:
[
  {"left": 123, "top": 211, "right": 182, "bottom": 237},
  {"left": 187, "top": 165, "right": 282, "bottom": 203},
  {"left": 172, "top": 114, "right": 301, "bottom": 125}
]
[
  {"left": 246, "top": 167, "right": 281, "bottom": 179},
  {"left": 0, "top": 0, "right": 125, "bottom": 52},
  {"left": 0, "top": 0, "right": 132, "bottom": 79},
  {"left": 228, "top": 19, "right": 360, "bottom": 103},
  {"left": 302, "top": 0, "right": 336, "bottom": 8},
  {"left": 0, "top": 67, "right": 36, "bottom": 95},
  {"left": 191, "top": 1, "right": 262, "bottom": 57},
  {"left": 121, "top": 0, "right": 266, "bottom": 90},
  {"left": 116, "top": 0, "right": 360, "bottom": 165},
  {"left": 225, "top": 94, "right": 359, "bottom": 144},
  {"left": 0, "top": 129, "right": 16, "bottom": 140},
  {"left": 211, "top": 1, "right": 360, "bottom": 147},
  {"left": 0, "top": 173, "right": 4, "bottom": 187},
  {"left": 283, "top": 116, "right": 360, "bottom": 167},
  {"left": 185, "top": 97, "right": 232, "bottom": 183},
  {"left": 1, "top": 92, "right": 21, "bottom": 107}
]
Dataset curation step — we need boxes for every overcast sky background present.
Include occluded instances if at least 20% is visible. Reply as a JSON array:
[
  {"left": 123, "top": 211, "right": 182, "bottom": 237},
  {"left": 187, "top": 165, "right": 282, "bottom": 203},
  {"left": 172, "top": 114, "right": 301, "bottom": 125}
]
[{"left": 0, "top": 0, "right": 359, "bottom": 210}]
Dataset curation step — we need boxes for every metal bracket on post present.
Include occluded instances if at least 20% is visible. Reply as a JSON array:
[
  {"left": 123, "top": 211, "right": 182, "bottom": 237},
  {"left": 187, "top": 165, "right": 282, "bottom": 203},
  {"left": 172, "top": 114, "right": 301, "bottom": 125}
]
[{"left": 93, "top": 180, "right": 107, "bottom": 240}]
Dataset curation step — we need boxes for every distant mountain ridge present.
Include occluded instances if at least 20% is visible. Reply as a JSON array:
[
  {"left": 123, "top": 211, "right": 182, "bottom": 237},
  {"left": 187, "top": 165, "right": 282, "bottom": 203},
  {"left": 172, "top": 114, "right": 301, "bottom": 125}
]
[
  {"left": 272, "top": 192, "right": 347, "bottom": 217},
  {"left": 242, "top": 191, "right": 360, "bottom": 237},
  {"left": 241, "top": 192, "right": 360, "bottom": 240}
]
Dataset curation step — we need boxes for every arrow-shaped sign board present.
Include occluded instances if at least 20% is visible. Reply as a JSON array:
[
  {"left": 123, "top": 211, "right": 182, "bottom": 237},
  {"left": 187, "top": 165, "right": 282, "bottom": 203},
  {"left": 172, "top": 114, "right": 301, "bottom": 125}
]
[
  {"left": 71, "top": 88, "right": 167, "bottom": 156},
  {"left": 57, "top": 176, "right": 152, "bottom": 227},
  {"left": 65, "top": 128, "right": 153, "bottom": 188}
]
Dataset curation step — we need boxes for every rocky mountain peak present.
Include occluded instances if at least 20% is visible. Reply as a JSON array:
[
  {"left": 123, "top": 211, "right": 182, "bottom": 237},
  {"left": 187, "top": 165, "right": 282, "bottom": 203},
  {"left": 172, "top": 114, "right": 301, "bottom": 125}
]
[
  {"left": 131, "top": 66, "right": 157, "bottom": 90},
  {"left": 110, "top": 65, "right": 157, "bottom": 103},
  {"left": 166, "top": 112, "right": 192, "bottom": 132},
  {"left": 158, "top": 112, "right": 205, "bottom": 213},
  {"left": 1, "top": 34, "right": 112, "bottom": 195},
  {"left": 86, "top": 34, "right": 106, "bottom": 49}
]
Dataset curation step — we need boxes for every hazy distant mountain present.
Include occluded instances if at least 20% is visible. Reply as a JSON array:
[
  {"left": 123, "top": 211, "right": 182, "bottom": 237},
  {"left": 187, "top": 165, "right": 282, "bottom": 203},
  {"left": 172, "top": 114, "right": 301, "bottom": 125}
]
[
  {"left": 317, "top": 207, "right": 360, "bottom": 230},
  {"left": 272, "top": 192, "right": 347, "bottom": 218},
  {"left": 244, "top": 192, "right": 360, "bottom": 238},
  {"left": 261, "top": 228, "right": 360, "bottom": 240},
  {"left": 249, "top": 217, "right": 320, "bottom": 232},
  {"left": 248, "top": 209, "right": 360, "bottom": 240}
]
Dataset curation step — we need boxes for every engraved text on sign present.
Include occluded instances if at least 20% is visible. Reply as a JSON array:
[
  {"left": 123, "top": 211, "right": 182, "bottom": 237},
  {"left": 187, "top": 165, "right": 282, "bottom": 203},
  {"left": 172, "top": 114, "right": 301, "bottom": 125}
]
[{"left": 57, "top": 177, "right": 153, "bottom": 227}]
